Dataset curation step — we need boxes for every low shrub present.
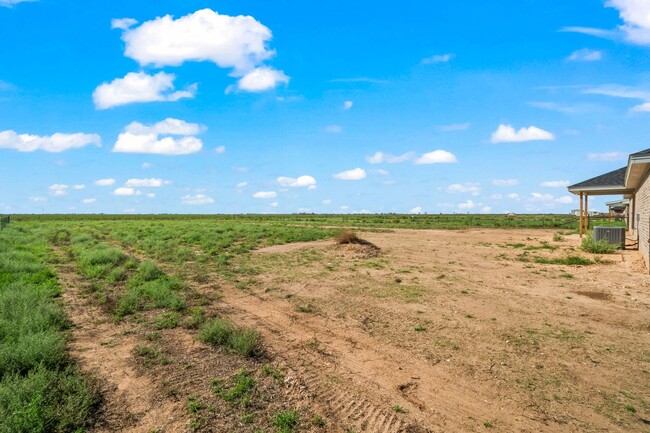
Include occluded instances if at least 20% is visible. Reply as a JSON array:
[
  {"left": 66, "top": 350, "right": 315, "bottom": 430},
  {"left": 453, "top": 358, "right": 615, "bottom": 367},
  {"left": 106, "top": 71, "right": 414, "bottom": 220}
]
[
  {"left": 198, "top": 319, "right": 259, "bottom": 357},
  {"left": 580, "top": 235, "right": 619, "bottom": 254}
]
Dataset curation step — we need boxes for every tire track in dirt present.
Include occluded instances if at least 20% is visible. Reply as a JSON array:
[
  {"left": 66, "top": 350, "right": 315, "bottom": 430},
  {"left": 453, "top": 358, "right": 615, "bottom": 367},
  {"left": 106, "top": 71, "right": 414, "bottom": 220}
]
[{"left": 52, "top": 247, "right": 188, "bottom": 433}]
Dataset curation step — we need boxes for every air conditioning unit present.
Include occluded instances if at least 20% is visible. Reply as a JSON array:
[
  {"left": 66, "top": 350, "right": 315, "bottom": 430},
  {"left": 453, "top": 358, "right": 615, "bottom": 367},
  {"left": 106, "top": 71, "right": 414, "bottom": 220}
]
[{"left": 593, "top": 226, "right": 625, "bottom": 249}]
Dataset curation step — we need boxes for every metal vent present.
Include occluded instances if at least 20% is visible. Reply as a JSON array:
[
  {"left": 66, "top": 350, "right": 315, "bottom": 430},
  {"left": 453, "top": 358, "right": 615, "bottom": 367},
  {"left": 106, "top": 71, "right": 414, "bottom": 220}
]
[{"left": 593, "top": 226, "right": 625, "bottom": 249}]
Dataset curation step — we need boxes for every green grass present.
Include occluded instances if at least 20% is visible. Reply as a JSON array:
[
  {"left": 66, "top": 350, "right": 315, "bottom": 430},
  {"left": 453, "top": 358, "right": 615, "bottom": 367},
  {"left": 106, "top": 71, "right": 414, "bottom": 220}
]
[
  {"left": 0, "top": 224, "right": 98, "bottom": 433},
  {"left": 212, "top": 369, "right": 255, "bottom": 408},
  {"left": 198, "top": 318, "right": 260, "bottom": 357},
  {"left": 580, "top": 235, "right": 620, "bottom": 254},
  {"left": 272, "top": 410, "right": 299, "bottom": 433}
]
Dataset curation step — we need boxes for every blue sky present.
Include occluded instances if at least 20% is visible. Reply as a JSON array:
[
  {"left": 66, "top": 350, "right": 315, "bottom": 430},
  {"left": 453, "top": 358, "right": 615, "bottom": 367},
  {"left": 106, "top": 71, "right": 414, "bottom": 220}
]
[{"left": 1, "top": 0, "right": 649, "bottom": 214}]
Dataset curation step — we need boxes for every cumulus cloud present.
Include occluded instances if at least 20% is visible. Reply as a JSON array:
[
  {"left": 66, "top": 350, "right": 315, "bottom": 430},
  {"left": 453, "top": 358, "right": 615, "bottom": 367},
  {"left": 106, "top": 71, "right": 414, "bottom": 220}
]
[
  {"left": 49, "top": 184, "right": 69, "bottom": 196},
  {"left": 95, "top": 178, "right": 116, "bottom": 186},
  {"left": 114, "top": 133, "right": 202, "bottom": 155},
  {"left": 333, "top": 168, "right": 366, "bottom": 181},
  {"left": 0, "top": 130, "right": 101, "bottom": 153},
  {"left": 270, "top": 201, "right": 279, "bottom": 208},
  {"left": 457, "top": 200, "right": 491, "bottom": 213},
  {"left": 215, "top": 145, "right": 226, "bottom": 154},
  {"left": 82, "top": 198, "right": 97, "bottom": 204},
  {"left": 587, "top": 151, "right": 626, "bottom": 161},
  {"left": 29, "top": 196, "right": 46, "bottom": 202},
  {"left": 124, "top": 178, "right": 169, "bottom": 188},
  {"left": 555, "top": 196, "right": 574, "bottom": 204},
  {"left": 366, "top": 151, "right": 415, "bottom": 164},
  {"left": 632, "top": 102, "right": 650, "bottom": 112},
  {"left": 322, "top": 199, "right": 332, "bottom": 205},
  {"left": 93, "top": 72, "right": 195, "bottom": 110},
  {"left": 113, "top": 118, "right": 204, "bottom": 155},
  {"left": 277, "top": 175, "right": 316, "bottom": 188},
  {"left": 530, "top": 192, "right": 574, "bottom": 205},
  {"left": 447, "top": 182, "right": 481, "bottom": 196},
  {"left": 343, "top": 100, "right": 353, "bottom": 110},
  {"left": 421, "top": 53, "right": 454, "bottom": 64},
  {"left": 116, "top": 9, "right": 288, "bottom": 92},
  {"left": 235, "top": 67, "right": 289, "bottom": 92},
  {"left": 490, "top": 124, "right": 555, "bottom": 143},
  {"left": 141, "top": 162, "right": 153, "bottom": 169},
  {"left": 607, "top": 0, "right": 650, "bottom": 45},
  {"left": 113, "top": 187, "right": 140, "bottom": 196},
  {"left": 567, "top": 48, "right": 603, "bottom": 61},
  {"left": 236, "top": 182, "right": 248, "bottom": 188},
  {"left": 492, "top": 179, "right": 519, "bottom": 186},
  {"left": 540, "top": 180, "right": 570, "bottom": 188},
  {"left": 414, "top": 150, "right": 458, "bottom": 164},
  {"left": 182, "top": 194, "right": 214, "bottom": 205},
  {"left": 410, "top": 206, "right": 423, "bottom": 214},
  {"left": 125, "top": 118, "right": 205, "bottom": 136},
  {"left": 72, "top": 184, "right": 85, "bottom": 190},
  {"left": 253, "top": 191, "right": 277, "bottom": 199}
]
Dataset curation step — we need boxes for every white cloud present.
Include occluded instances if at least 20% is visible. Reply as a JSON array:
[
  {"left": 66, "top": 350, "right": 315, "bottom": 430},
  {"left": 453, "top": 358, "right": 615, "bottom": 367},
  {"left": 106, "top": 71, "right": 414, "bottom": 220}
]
[
  {"left": 253, "top": 191, "right": 277, "bottom": 199},
  {"left": 237, "top": 182, "right": 248, "bottom": 188},
  {"left": 182, "top": 194, "right": 214, "bottom": 205},
  {"left": 507, "top": 193, "right": 521, "bottom": 200},
  {"left": 410, "top": 206, "right": 423, "bottom": 214},
  {"left": 118, "top": 9, "right": 287, "bottom": 92},
  {"left": 340, "top": 205, "right": 349, "bottom": 210},
  {"left": 270, "top": 201, "right": 279, "bottom": 208},
  {"left": 540, "top": 180, "right": 570, "bottom": 188},
  {"left": 235, "top": 67, "right": 289, "bottom": 92},
  {"left": 277, "top": 175, "right": 317, "bottom": 188},
  {"left": 111, "top": 18, "right": 138, "bottom": 30},
  {"left": 49, "top": 184, "right": 69, "bottom": 196},
  {"left": 492, "top": 179, "right": 519, "bottom": 186},
  {"left": 531, "top": 192, "right": 554, "bottom": 202},
  {"left": 606, "top": 0, "right": 650, "bottom": 45},
  {"left": 458, "top": 200, "right": 476, "bottom": 210},
  {"left": 29, "top": 196, "right": 46, "bottom": 202},
  {"left": 631, "top": 102, "right": 650, "bottom": 112},
  {"left": 366, "top": 151, "right": 415, "bottom": 164},
  {"left": 322, "top": 199, "right": 332, "bottom": 205},
  {"left": 95, "top": 178, "right": 116, "bottom": 186},
  {"left": 146, "top": 193, "right": 155, "bottom": 199},
  {"left": 490, "top": 124, "right": 555, "bottom": 143},
  {"left": 437, "top": 123, "right": 470, "bottom": 132},
  {"left": 447, "top": 182, "right": 481, "bottom": 196},
  {"left": 422, "top": 53, "right": 454, "bottom": 64},
  {"left": 490, "top": 194, "right": 503, "bottom": 200},
  {"left": 125, "top": 178, "right": 168, "bottom": 188},
  {"left": 587, "top": 151, "right": 626, "bottom": 161},
  {"left": 567, "top": 48, "right": 603, "bottom": 61},
  {"left": 584, "top": 84, "right": 650, "bottom": 100},
  {"left": 324, "top": 125, "right": 343, "bottom": 134},
  {"left": 141, "top": 162, "right": 153, "bottom": 169},
  {"left": 215, "top": 145, "right": 226, "bottom": 154},
  {"left": 0, "top": 130, "right": 100, "bottom": 153},
  {"left": 343, "top": 100, "right": 353, "bottom": 110},
  {"left": 114, "top": 133, "right": 202, "bottom": 155},
  {"left": 121, "top": 9, "right": 274, "bottom": 71},
  {"left": 414, "top": 150, "right": 458, "bottom": 164},
  {"left": 333, "top": 168, "right": 366, "bottom": 181},
  {"left": 113, "top": 187, "right": 140, "bottom": 196},
  {"left": 93, "top": 72, "right": 195, "bottom": 110},
  {"left": 0, "top": 0, "right": 34, "bottom": 7},
  {"left": 555, "top": 196, "right": 574, "bottom": 204},
  {"left": 559, "top": 26, "right": 615, "bottom": 39},
  {"left": 72, "top": 184, "right": 85, "bottom": 190},
  {"left": 125, "top": 118, "right": 205, "bottom": 136},
  {"left": 82, "top": 198, "right": 97, "bottom": 204}
]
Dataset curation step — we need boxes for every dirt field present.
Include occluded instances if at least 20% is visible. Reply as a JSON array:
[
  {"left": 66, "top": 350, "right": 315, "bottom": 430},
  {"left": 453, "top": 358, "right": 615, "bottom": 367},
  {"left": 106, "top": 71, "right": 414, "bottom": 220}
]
[{"left": 58, "top": 228, "right": 650, "bottom": 432}]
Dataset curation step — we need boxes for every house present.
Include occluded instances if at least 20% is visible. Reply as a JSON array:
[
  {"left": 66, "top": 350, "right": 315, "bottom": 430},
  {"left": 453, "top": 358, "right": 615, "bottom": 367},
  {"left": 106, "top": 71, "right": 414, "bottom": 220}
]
[{"left": 568, "top": 148, "right": 650, "bottom": 270}]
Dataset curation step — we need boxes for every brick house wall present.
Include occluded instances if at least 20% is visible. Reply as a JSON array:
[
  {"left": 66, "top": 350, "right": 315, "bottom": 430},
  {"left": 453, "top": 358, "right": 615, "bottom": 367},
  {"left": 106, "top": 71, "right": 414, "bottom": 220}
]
[{"left": 633, "top": 169, "right": 650, "bottom": 270}]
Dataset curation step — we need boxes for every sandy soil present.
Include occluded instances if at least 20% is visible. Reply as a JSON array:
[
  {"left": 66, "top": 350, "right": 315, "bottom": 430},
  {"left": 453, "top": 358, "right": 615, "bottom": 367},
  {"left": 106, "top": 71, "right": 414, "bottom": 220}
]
[
  {"left": 233, "top": 229, "right": 649, "bottom": 432},
  {"left": 55, "top": 228, "right": 650, "bottom": 432}
]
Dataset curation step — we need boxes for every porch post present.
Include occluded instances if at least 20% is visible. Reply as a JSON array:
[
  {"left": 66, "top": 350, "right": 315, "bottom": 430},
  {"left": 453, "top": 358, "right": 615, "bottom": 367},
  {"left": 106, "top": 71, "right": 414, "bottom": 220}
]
[
  {"left": 579, "top": 192, "right": 584, "bottom": 238},
  {"left": 585, "top": 194, "right": 589, "bottom": 233}
]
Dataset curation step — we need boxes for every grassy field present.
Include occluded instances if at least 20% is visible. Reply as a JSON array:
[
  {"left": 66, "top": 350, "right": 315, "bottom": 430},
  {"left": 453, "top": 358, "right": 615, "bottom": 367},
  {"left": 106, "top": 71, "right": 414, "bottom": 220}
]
[{"left": 0, "top": 214, "right": 637, "bottom": 433}]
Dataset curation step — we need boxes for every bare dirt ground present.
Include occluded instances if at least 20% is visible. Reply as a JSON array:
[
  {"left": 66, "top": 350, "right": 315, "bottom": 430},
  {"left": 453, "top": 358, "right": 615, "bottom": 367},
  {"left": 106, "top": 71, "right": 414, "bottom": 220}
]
[
  {"left": 55, "top": 228, "right": 650, "bottom": 432},
  {"left": 228, "top": 228, "right": 649, "bottom": 432}
]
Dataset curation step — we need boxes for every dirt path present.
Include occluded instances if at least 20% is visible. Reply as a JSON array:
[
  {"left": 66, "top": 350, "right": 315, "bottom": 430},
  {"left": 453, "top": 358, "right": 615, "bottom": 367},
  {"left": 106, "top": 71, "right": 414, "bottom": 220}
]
[{"left": 53, "top": 247, "right": 188, "bottom": 433}]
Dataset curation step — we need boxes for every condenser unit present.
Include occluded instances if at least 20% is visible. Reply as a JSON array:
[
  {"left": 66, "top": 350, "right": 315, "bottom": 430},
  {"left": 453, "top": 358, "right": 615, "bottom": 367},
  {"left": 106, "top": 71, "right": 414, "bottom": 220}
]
[{"left": 593, "top": 226, "right": 625, "bottom": 249}]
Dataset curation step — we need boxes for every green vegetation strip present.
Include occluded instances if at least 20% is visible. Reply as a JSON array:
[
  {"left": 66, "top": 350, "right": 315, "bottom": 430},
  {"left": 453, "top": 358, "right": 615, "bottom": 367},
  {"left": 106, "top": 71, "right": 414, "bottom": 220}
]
[{"left": 0, "top": 224, "right": 97, "bottom": 433}]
